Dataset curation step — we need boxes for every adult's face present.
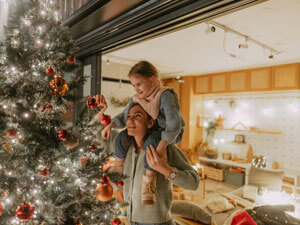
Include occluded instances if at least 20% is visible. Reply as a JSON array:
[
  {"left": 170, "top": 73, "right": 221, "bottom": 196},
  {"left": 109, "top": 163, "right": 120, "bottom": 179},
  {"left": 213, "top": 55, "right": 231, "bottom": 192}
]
[{"left": 126, "top": 104, "right": 154, "bottom": 138}]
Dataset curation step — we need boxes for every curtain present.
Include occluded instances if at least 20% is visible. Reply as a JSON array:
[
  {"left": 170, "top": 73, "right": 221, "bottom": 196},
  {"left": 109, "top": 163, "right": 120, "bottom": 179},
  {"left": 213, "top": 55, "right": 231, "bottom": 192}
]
[{"left": 0, "top": 0, "right": 9, "bottom": 41}]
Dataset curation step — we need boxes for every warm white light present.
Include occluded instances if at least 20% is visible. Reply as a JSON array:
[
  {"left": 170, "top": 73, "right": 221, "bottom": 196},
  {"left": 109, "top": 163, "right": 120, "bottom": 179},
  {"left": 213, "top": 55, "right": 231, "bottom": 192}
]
[
  {"left": 65, "top": 168, "right": 70, "bottom": 173},
  {"left": 11, "top": 66, "right": 16, "bottom": 71},
  {"left": 31, "top": 176, "right": 34, "bottom": 180},
  {"left": 23, "top": 113, "right": 29, "bottom": 118},
  {"left": 241, "top": 102, "right": 248, "bottom": 108},
  {"left": 8, "top": 172, "right": 12, "bottom": 176},
  {"left": 6, "top": 198, "right": 11, "bottom": 203},
  {"left": 213, "top": 139, "right": 219, "bottom": 145},
  {"left": 3, "top": 105, "right": 7, "bottom": 109},
  {"left": 289, "top": 103, "right": 298, "bottom": 112},
  {"left": 214, "top": 111, "right": 222, "bottom": 117},
  {"left": 50, "top": 180, "right": 54, "bottom": 184},
  {"left": 40, "top": 10, "right": 46, "bottom": 16},
  {"left": 79, "top": 148, "right": 84, "bottom": 152},
  {"left": 36, "top": 40, "right": 42, "bottom": 45},
  {"left": 263, "top": 108, "right": 273, "bottom": 116},
  {"left": 205, "top": 101, "right": 214, "bottom": 108},
  {"left": 84, "top": 136, "right": 88, "bottom": 140},
  {"left": 33, "top": 189, "right": 38, "bottom": 194},
  {"left": 11, "top": 139, "right": 16, "bottom": 144},
  {"left": 203, "top": 121, "right": 209, "bottom": 128}
]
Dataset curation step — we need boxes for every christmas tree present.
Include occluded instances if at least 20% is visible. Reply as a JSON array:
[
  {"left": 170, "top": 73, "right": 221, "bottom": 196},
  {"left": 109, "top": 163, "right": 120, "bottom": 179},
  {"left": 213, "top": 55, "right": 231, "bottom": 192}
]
[{"left": 0, "top": 0, "right": 124, "bottom": 224}]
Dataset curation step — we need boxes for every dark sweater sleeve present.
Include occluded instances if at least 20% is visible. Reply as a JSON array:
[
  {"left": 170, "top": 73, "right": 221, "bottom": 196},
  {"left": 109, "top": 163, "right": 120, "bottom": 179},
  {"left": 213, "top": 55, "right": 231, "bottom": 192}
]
[{"left": 167, "top": 145, "right": 200, "bottom": 190}]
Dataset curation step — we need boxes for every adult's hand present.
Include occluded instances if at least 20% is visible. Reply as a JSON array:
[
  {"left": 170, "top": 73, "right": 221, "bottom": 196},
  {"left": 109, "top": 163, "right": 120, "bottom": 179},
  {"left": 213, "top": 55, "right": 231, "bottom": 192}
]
[{"left": 146, "top": 145, "right": 173, "bottom": 177}]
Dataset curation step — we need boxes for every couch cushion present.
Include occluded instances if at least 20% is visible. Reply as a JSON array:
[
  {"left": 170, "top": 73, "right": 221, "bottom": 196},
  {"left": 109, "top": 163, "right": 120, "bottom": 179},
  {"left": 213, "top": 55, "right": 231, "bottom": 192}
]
[{"left": 171, "top": 200, "right": 212, "bottom": 225}]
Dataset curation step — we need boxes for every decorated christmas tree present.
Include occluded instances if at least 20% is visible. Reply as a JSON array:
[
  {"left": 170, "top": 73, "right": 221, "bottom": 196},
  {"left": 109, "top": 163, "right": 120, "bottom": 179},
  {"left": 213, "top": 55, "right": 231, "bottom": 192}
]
[{"left": 0, "top": 0, "right": 124, "bottom": 224}]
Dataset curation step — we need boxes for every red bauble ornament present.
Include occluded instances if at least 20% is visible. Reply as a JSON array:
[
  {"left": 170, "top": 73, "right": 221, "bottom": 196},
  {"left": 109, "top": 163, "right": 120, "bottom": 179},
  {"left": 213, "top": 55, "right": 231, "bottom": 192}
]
[
  {"left": 40, "top": 168, "right": 50, "bottom": 177},
  {"left": 67, "top": 56, "right": 76, "bottom": 64},
  {"left": 87, "top": 97, "right": 98, "bottom": 109},
  {"left": 58, "top": 129, "right": 69, "bottom": 141},
  {"left": 100, "top": 175, "right": 110, "bottom": 184},
  {"left": 7, "top": 128, "right": 17, "bottom": 138},
  {"left": 46, "top": 67, "right": 55, "bottom": 76},
  {"left": 15, "top": 203, "right": 35, "bottom": 222},
  {"left": 111, "top": 218, "right": 122, "bottom": 225},
  {"left": 100, "top": 114, "right": 111, "bottom": 126},
  {"left": 90, "top": 144, "right": 97, "bottom": 151},
  {"left": 118, "top": 181, "right": 124, "bottom": 187},
  {"left": 0, "top": 203, "right": 3, "bottom": 216},
  {"left": 42, "top": 103, "right": 53, "bottom": 112}
]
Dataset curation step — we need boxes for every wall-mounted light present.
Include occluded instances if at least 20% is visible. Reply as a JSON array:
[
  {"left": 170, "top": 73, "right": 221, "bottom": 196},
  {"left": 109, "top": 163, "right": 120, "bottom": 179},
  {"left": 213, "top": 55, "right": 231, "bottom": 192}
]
[{"left": 205, "top": 23, "right": 216, "bottom": 34}]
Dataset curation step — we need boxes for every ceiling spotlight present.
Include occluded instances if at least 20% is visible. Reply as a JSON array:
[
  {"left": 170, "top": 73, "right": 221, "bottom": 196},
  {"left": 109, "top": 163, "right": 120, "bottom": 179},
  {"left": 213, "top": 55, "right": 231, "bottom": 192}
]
[
  {"left": 205, "top": 23, "right": 216, "bottom": 34},
  {"left": 238, "top": 37, "right": 248, "bottom": 49},
  {"left": 106, "top": 58, "right": 110, "bottom": 65},
  {"left": 268, "top": 54, "right": 274, "bottom": 59}
]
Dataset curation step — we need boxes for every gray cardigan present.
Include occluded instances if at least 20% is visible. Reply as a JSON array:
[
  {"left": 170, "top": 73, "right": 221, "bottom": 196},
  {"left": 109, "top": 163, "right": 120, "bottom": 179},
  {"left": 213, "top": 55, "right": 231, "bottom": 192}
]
[
  {"left": 103, "top": 130, "right": 200, "bottom": 223},
  {"left": 112, "top": 90, "right": 185, "bottom": 144}
]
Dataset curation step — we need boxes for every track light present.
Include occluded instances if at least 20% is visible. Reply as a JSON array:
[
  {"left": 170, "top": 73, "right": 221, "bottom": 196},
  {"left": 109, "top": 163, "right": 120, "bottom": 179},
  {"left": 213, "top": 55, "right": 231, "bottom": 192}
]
[
  {"left": 238, "top": 37, "right": 248, "bottom": 49},
  {"left": 205, "top": 23, "right": 216, "bottom": 34},
  {"left": 268, "top": 54, "right": 274, "bottom": 59}
]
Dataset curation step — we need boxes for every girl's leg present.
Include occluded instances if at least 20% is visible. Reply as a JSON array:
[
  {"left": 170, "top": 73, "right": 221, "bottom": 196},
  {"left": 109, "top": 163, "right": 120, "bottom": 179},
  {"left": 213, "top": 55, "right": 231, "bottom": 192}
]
[{"left": 141, "top": 131, "right": 161, "bottom": 205}]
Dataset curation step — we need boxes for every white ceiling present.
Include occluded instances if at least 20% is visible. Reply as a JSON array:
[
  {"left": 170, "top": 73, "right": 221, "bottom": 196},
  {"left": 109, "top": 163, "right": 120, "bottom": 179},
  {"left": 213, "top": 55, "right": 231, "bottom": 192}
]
[{"left": 104, "top": 0, "right": 300, "bottom": 79}]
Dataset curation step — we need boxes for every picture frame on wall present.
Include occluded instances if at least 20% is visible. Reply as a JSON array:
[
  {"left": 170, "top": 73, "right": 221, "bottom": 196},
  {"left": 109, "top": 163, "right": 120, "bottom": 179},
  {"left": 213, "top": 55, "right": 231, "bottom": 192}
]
[{"left": 235, "top": 134, "right": 245, "bottom": 143}]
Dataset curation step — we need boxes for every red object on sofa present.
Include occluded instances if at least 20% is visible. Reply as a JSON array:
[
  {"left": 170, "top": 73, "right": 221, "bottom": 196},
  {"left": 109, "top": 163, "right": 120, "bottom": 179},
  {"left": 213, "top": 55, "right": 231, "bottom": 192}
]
[{"left": 231, "top": 211, "right": 257, "bottom": 225}]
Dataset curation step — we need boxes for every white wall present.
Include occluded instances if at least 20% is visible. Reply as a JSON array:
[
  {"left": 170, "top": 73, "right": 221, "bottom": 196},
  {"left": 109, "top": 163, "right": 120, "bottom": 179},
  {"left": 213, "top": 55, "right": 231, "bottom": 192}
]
[{"left": 202, "top": 91, "right": 300, "bottom": 171}]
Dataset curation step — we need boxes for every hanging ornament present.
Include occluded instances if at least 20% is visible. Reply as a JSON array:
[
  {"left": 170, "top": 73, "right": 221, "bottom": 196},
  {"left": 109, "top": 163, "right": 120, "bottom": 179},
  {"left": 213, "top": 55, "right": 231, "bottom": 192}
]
[
  {"left": 80, "top": 157, "right": 89, "bottom": 166},
  {"left": 111, "top": 218, "right": 121, "bottom": 225},
  {"left": 42, "top": 103, "right": 53, "bottom": 112},
  {"left": 87, "top": 97, "right": 98, "bottom": 109},
  {"left": 100, "top": 175, "right": 110, "bottom": 184},
  {"left": 7, "top": 128, "right": 17, "bottom": 138},
  {"left": 0, "top": 203, "right": 3, "bottom": 216},
  {"left": 112, "top": 189, "right": 124, "bottom": 203},
  {"left": 118, "top": 181, "right": 124, "bottom": 187},
  {"left": 49, "top": 76, "right": 69, "bottom": 96},
  {"left": 58, "top": 129, "right": 69, "bottom": 141},
  {"left": 15, "top": 203, "right": 35, "bottom": 222},
  {"left": 65, "top": 140, "right": 78, "bottom": 149},
  {"left": 73, "top": 218, "right": 83, "bottom": 225},
  {"left": 40, "top": 168, "right": 50, "bottom": 177},
  {"left": 100, "top": 114, "right": 111, "bottom": 126},
  {"left": 4, "top": 139, "right": 13, "bottom": 153},
  {"left": 96, "top": 182, "right": 113, "bottom": 202},
  {"left": 90, "top": 144, "right": 97, "bottom": 151},
  {"left": 67, "top": 56, "right": 76, "bottom": 64},
  {"left": 46, "top": 67, "right": 55, "bottom": 76}
]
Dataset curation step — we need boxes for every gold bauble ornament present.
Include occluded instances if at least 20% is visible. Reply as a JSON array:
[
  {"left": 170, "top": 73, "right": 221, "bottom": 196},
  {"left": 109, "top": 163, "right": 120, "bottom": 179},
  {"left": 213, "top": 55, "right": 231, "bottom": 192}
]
[
  {"left": 49, "top": 76, "right": 69, "bottom": 96},
  {"left": 96, "top": 183, "right": 113, "bottom": 202},
  {"left": 74, "top": 218, "right": 83, "bottom": 225},
  {"left": 80, "top": 157, "right": 89, "bottom": 166}
]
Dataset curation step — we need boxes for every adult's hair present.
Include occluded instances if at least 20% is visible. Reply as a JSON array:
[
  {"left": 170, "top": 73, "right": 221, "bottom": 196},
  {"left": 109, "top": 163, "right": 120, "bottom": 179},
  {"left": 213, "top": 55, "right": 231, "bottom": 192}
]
[
  {"left": 128, "top": 60, "right": 158, "bottom": 78},
  {"left": 121, "top": 103, "right": 158, "bottom": 151}
]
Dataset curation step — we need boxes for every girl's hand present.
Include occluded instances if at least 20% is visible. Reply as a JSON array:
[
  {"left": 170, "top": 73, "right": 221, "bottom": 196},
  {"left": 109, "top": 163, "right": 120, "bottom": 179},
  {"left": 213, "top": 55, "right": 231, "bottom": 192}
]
[{"left": 146, "top": 145, "right": 172, "bottom": 177}]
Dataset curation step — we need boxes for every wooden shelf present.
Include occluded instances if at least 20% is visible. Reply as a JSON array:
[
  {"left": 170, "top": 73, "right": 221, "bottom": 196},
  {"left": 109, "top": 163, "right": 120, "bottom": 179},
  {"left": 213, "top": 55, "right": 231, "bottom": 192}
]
[{"left": 217, "top": 127, "right": 281, "bottom": 134}]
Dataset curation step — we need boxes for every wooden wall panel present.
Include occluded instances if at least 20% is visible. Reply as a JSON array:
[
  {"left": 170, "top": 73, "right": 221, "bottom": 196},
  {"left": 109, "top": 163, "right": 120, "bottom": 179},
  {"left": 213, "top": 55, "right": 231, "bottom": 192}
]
[
  {"left": 211, "top": 74, "right": 227, "bottom": 92},
  {"left": 273, "top": 64, "right": 299, "bottom": 89},
  {"left": 195, "top": 76, "right": 210, "bottom": 94},
  {"left": 229, "top": 72, "right": 247, "bottom": 92},
  {"left": 250, "top": 68, "right": 271, "bottom": 91}
]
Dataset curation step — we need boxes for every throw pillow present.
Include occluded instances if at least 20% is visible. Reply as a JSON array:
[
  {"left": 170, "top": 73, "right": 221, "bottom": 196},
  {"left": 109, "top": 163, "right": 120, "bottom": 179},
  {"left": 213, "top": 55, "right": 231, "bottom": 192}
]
[
  {"left": 171, "top": 200, "right": 212, "bottom": 225},
  {"left": 206, "top": 197, "right": 235, "bottom": 214}
]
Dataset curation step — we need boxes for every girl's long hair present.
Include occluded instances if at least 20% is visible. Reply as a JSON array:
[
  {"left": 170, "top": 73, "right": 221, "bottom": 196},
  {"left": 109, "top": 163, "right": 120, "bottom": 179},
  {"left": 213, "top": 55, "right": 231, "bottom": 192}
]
[{"left": 121, "top": 103, "right": 158, "bottom": 151}]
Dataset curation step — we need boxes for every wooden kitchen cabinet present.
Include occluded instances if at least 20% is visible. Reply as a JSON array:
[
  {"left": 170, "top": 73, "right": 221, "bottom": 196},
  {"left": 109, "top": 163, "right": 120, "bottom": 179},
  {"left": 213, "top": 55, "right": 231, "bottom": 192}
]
[
  {"left": 228, "top": 71, "right": 248, "bottom": 92},
  {"left": 249, "top": 67, "right": 272, "bottom": 91},
  {"left": 272, "top": 63, "right": 300, "bottom": 90},
  {"left": 195, "top": 75, "right": 210, "bottom": 94},
  {"left": 211, "top": 73, "right": 227, "bottom": 93}
]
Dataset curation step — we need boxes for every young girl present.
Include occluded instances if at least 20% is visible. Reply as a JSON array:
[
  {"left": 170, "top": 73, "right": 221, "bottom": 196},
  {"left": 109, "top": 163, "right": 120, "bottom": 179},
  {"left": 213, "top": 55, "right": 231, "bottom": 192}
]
[{"left": 101, "top": 60, "right": 185, "bottom": 205}]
